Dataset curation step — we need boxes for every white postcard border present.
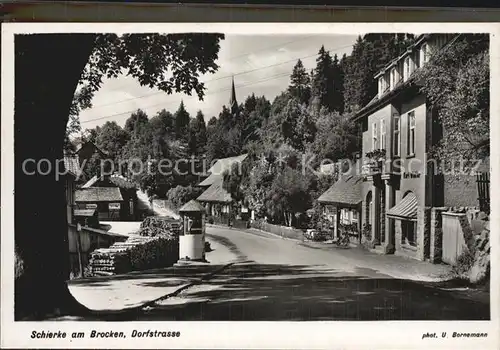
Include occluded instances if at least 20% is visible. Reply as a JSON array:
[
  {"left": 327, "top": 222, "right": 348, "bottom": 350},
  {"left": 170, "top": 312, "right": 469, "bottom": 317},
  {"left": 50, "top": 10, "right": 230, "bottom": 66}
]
[{"left": 1, "top": 22, "right": 499, "bottom": 349}]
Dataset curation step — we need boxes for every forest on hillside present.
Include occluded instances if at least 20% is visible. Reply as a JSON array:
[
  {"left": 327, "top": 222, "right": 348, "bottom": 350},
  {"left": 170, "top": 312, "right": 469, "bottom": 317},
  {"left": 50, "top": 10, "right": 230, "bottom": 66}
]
[{"left": 67, "top": 33, "right": 489, "bottom": 227}]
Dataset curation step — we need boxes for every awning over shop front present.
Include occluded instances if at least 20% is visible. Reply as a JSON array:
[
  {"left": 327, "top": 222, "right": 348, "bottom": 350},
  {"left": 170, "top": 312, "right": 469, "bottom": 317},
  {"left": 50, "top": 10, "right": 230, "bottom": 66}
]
[{"left": 386, "top": 192, "right": 418, "bottom": 221}]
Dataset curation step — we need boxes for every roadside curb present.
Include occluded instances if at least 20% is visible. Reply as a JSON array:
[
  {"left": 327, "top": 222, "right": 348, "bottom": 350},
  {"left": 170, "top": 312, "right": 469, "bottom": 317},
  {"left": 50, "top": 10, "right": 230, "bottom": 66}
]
[{"left": 207, "top": 223, "right": 305, "bottom": 243}]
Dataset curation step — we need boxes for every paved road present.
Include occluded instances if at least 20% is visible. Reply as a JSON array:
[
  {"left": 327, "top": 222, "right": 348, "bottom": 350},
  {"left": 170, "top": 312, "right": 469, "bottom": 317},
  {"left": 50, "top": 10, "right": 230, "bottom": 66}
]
[{"left": 140, "top": 226, "right": 490, "bottom": 321}]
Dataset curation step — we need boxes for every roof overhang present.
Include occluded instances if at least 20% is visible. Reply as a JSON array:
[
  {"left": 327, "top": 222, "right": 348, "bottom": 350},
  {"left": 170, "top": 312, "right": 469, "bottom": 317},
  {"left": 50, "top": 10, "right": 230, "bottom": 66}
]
[{"left": 351, "top": 80, "right": 420, "bottom": 123}]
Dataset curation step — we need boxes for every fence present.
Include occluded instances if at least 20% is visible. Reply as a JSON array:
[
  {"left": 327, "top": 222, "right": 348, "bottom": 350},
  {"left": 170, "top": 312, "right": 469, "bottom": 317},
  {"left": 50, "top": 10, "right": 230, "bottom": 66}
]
[
  {"left": 441, "top": 212, "right": 468, "bottom": 265},
  {"left": 250, "top": 221, "right": 304, "bottom": 240},
  {"left": 476, "top": 172, "right": 490, "bottom": 214}
]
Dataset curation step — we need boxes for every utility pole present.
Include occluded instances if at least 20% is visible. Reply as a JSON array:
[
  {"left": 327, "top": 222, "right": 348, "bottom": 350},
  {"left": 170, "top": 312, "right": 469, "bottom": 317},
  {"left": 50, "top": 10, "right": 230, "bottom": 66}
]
[{"left": 76, "top": 222, "right": 84, "bottom": 278}]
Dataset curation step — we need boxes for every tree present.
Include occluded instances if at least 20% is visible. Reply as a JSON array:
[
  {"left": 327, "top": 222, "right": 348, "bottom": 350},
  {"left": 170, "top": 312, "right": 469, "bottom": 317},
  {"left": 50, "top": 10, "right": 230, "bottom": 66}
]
[
  {"left": 153, "top": 109, "right": 175, "bottom": 138},
  {"left": 310, "top": 111, "right": 360, "bottom": 165},
  {"left": 206, "top": 124, "right": 242, "bottom": 164},
  {"left": 415, "top": 34, "right": 489, "bottom": 164},
  {"left": 15, "top": 32, "right": 224, "bottom": 319},
  {"left": 288, "top": 59, "right": 311, "bottom": 105},
  {"left": 281, "top": 98, "right": 317, "bottom": 152},
  {"left": 241, "top": 95, "right": 271, "bottom": 146},
  {"left": 174, "top": 101, "right": 190, "bottom": 141},
  {"left": 269, "top": 167, "right": 310, "bottom": 227},
  {"left": 124, "top": 109, "right": 149, "bottom": 135},
  {"left": 95, "top": 121, "right": 130, "bottom": 167},
  {"left": 187, "top": 110, "right": 207, "bottom": 156},
  {"left": 165, "top": 185, "right": 204, "bottom": 210},
  {"left": 311, "top": 46, "right": 334, "bottom": 111},
  {"left": 331, "top": 54, "right": 345, "bottom": 113},
  {"left": 207, "top": 116, "right": 218, "bottom": 130}
]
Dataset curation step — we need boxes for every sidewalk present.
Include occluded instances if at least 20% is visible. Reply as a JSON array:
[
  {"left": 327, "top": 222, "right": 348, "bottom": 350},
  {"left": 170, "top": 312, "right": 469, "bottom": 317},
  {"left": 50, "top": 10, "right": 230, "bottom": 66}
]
[
  {"left": 298, "top": 240, "right": 453, "bottom": 282},
  {"left": 67, "top": 235, "right": 239, "bottom": 311}
]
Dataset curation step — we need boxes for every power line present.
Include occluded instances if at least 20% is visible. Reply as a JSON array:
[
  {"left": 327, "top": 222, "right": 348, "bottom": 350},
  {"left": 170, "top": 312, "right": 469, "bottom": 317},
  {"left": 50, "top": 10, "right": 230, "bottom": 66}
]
[
  {"left": 86, "top": 42, "right": 355, "bottom": 111},
  {"left": 81, "top": 71, "right": 292, "bottom": 124},
  {"left": 98, "top": 35, "right": 319, "bottom": 94}
]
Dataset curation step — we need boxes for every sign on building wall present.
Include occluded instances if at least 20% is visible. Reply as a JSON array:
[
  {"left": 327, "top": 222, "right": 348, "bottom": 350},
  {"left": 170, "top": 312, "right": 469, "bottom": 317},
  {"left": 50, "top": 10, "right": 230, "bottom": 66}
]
[
  {"left": 86, "top": 204, "right": 97, "bottom": 209},
  {"left": 109, "top": 203, "right": 121, "bottom": 210}
]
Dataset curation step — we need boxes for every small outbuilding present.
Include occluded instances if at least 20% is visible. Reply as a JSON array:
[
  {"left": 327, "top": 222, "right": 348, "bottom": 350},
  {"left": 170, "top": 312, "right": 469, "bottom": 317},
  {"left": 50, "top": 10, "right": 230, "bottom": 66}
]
[{"left": 178, "top": 199, "right": 207, "bottom": 262}]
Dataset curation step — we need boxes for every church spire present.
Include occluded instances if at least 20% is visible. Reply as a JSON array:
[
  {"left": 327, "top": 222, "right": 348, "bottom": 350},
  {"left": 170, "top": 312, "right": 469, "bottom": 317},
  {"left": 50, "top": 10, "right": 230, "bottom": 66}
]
[{"left": 229, "top": 76, "right": 239, "bottom": 116}]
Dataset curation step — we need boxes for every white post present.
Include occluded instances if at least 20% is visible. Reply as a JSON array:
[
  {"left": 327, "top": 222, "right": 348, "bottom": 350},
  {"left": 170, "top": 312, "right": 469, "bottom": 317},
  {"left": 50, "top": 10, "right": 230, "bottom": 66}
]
[{"left": 76, "top": 223, "right": 84, "bottom": 278}]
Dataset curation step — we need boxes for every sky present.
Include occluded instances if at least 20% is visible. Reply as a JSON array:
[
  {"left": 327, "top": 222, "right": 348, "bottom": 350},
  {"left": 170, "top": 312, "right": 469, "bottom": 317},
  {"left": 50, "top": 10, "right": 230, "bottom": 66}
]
[{"left": 78, "top": 34, "right": 358, "bottom": 130}]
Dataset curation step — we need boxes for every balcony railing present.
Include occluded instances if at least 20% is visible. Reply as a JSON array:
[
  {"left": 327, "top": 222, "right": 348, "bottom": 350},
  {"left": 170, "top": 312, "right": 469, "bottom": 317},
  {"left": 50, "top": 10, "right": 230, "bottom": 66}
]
[{"left": 361, "top": 149, "right": 387, "bottom": 176}]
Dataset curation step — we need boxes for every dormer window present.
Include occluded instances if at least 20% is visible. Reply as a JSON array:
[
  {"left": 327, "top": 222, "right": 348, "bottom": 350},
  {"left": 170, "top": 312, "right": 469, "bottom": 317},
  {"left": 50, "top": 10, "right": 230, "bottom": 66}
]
[
  {"left": 404, "top": 56, "right": 411, "bottom": 81},
  {"left": 390, "top": 67, "right": 398, "bottom": 90},
  {"left": 378, "top": 77, "right": 384, "bottom": 98},
  {"left": 420, "top": 43, "right": 428, "bottom": 67}
]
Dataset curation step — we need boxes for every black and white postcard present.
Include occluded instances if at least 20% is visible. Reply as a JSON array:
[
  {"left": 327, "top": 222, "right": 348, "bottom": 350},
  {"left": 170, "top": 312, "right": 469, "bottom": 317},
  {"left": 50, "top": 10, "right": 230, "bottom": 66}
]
[{"left": 1, "top": 22, "right": 498, "bottom": 349}]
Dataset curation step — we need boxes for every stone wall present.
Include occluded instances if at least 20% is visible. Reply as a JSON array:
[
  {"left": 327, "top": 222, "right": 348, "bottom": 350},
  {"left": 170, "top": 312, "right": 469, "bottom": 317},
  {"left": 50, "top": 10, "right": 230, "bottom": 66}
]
[
  {"left": 423, "top": 207, "right": 431, "bottom": 260},
  {"left": 395, "top": 219, "right": 402, "bottom": 252},
  {"left": 429, "top": 207, "right": 447, "bottom": 263},
  {"left": 379, "top": 187, "right": 385, "bottom": 244},
  {"left": 468, "top": 221, "right": 490, "bottom": 284}
]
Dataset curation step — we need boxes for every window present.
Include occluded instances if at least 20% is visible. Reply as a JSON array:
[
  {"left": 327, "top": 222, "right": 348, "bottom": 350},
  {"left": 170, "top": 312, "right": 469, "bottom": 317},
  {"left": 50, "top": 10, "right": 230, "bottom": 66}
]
[
  {"left": 393, "top": 115, "right": 401, "bottom": 157},
  {"left": 402, "top": 220, "right": 417, "bottom": 247},
  {"left": 351, "top": 211, "right": 358, "bottom": 223},
  {"left": 420, "top": 43, "right": 428, "bottom": 67},
  {"left": 372, "top": 122, "right": 378, "bottom": 150},
  {"left": 378, "top": 77, "right": 384, "bottom": 97},
  {"left": 380, "top": 119, "right": 386, "bottom": 150},
  {"left": 390, "top": 68, "right": 396, "bottom": 90},
  {"left": 407, "top": 111, "right": 416, "bottom": 155},
  {"left": 414, "top": 50, "right": 420, "bottom": 69},
  {"left": 404, "top": 56, "right": 411, "bottom": 81}
]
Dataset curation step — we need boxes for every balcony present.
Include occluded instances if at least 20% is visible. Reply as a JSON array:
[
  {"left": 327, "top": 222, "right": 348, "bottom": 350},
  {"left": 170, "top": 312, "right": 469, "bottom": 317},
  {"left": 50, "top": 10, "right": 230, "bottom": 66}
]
[{"left": 361, "top": 149, "right": 387, "bottom": 177}]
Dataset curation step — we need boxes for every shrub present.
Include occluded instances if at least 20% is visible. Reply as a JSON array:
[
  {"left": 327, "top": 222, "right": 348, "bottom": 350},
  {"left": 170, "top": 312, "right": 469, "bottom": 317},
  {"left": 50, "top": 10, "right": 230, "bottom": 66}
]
[
  {"left": 165, "top": 185, "right": 204, "bottom": 211},
  {"left": 452, "top": 249, "right": 476, "bottom": 279}
]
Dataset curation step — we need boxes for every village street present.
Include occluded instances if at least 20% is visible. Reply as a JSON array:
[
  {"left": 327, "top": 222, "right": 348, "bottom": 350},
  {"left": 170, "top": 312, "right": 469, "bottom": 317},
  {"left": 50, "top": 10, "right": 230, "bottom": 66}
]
[{"left": 133, "top": 225, "right": 490, "bottom": 321}]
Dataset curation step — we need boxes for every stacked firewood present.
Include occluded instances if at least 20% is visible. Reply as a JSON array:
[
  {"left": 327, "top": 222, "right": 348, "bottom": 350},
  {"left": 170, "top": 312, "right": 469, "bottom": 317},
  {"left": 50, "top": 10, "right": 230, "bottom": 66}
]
[
  {"left": 139, "top": 216, "right": 182, "bottom": 237},
  {"left": 88, "top": 247, "right": 131, "bottom": 276},
  {"left": 88, "top": 225, "right": 180, "bottom": 276}
]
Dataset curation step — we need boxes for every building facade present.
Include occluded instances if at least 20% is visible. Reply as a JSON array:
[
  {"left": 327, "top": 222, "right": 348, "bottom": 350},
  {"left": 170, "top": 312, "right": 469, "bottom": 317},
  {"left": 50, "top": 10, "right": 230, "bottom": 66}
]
[
  {"left": 353, "top": 33, "right": 475, "bottom": 261},
  {"left": 317, "top": 167, "right": 364, "bottom": 243}
]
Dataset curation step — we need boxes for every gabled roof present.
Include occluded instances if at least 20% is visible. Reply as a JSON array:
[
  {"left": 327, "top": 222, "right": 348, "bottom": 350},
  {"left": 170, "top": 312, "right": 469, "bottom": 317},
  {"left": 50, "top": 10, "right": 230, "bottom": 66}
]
[
  {"left": 75, "top": 187, "right": 123, "bottom": 203},
  {"left": 197, "top": 179, "right": 232, "bottom": 203},
  {"left": 75, "top": 141, "right": 108, "bottom": 157},
  {"left": 63, "top": 155, "right": 81, "bottom": 178},
  {"left": 317, "top": 175, "right": 364, "bottom": 207},
  {"left": 179, "top": 199, "right": 206, "bottom": 213},
  {"left": 198, "top": 153, "right": 248, "bottom": 187}
]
